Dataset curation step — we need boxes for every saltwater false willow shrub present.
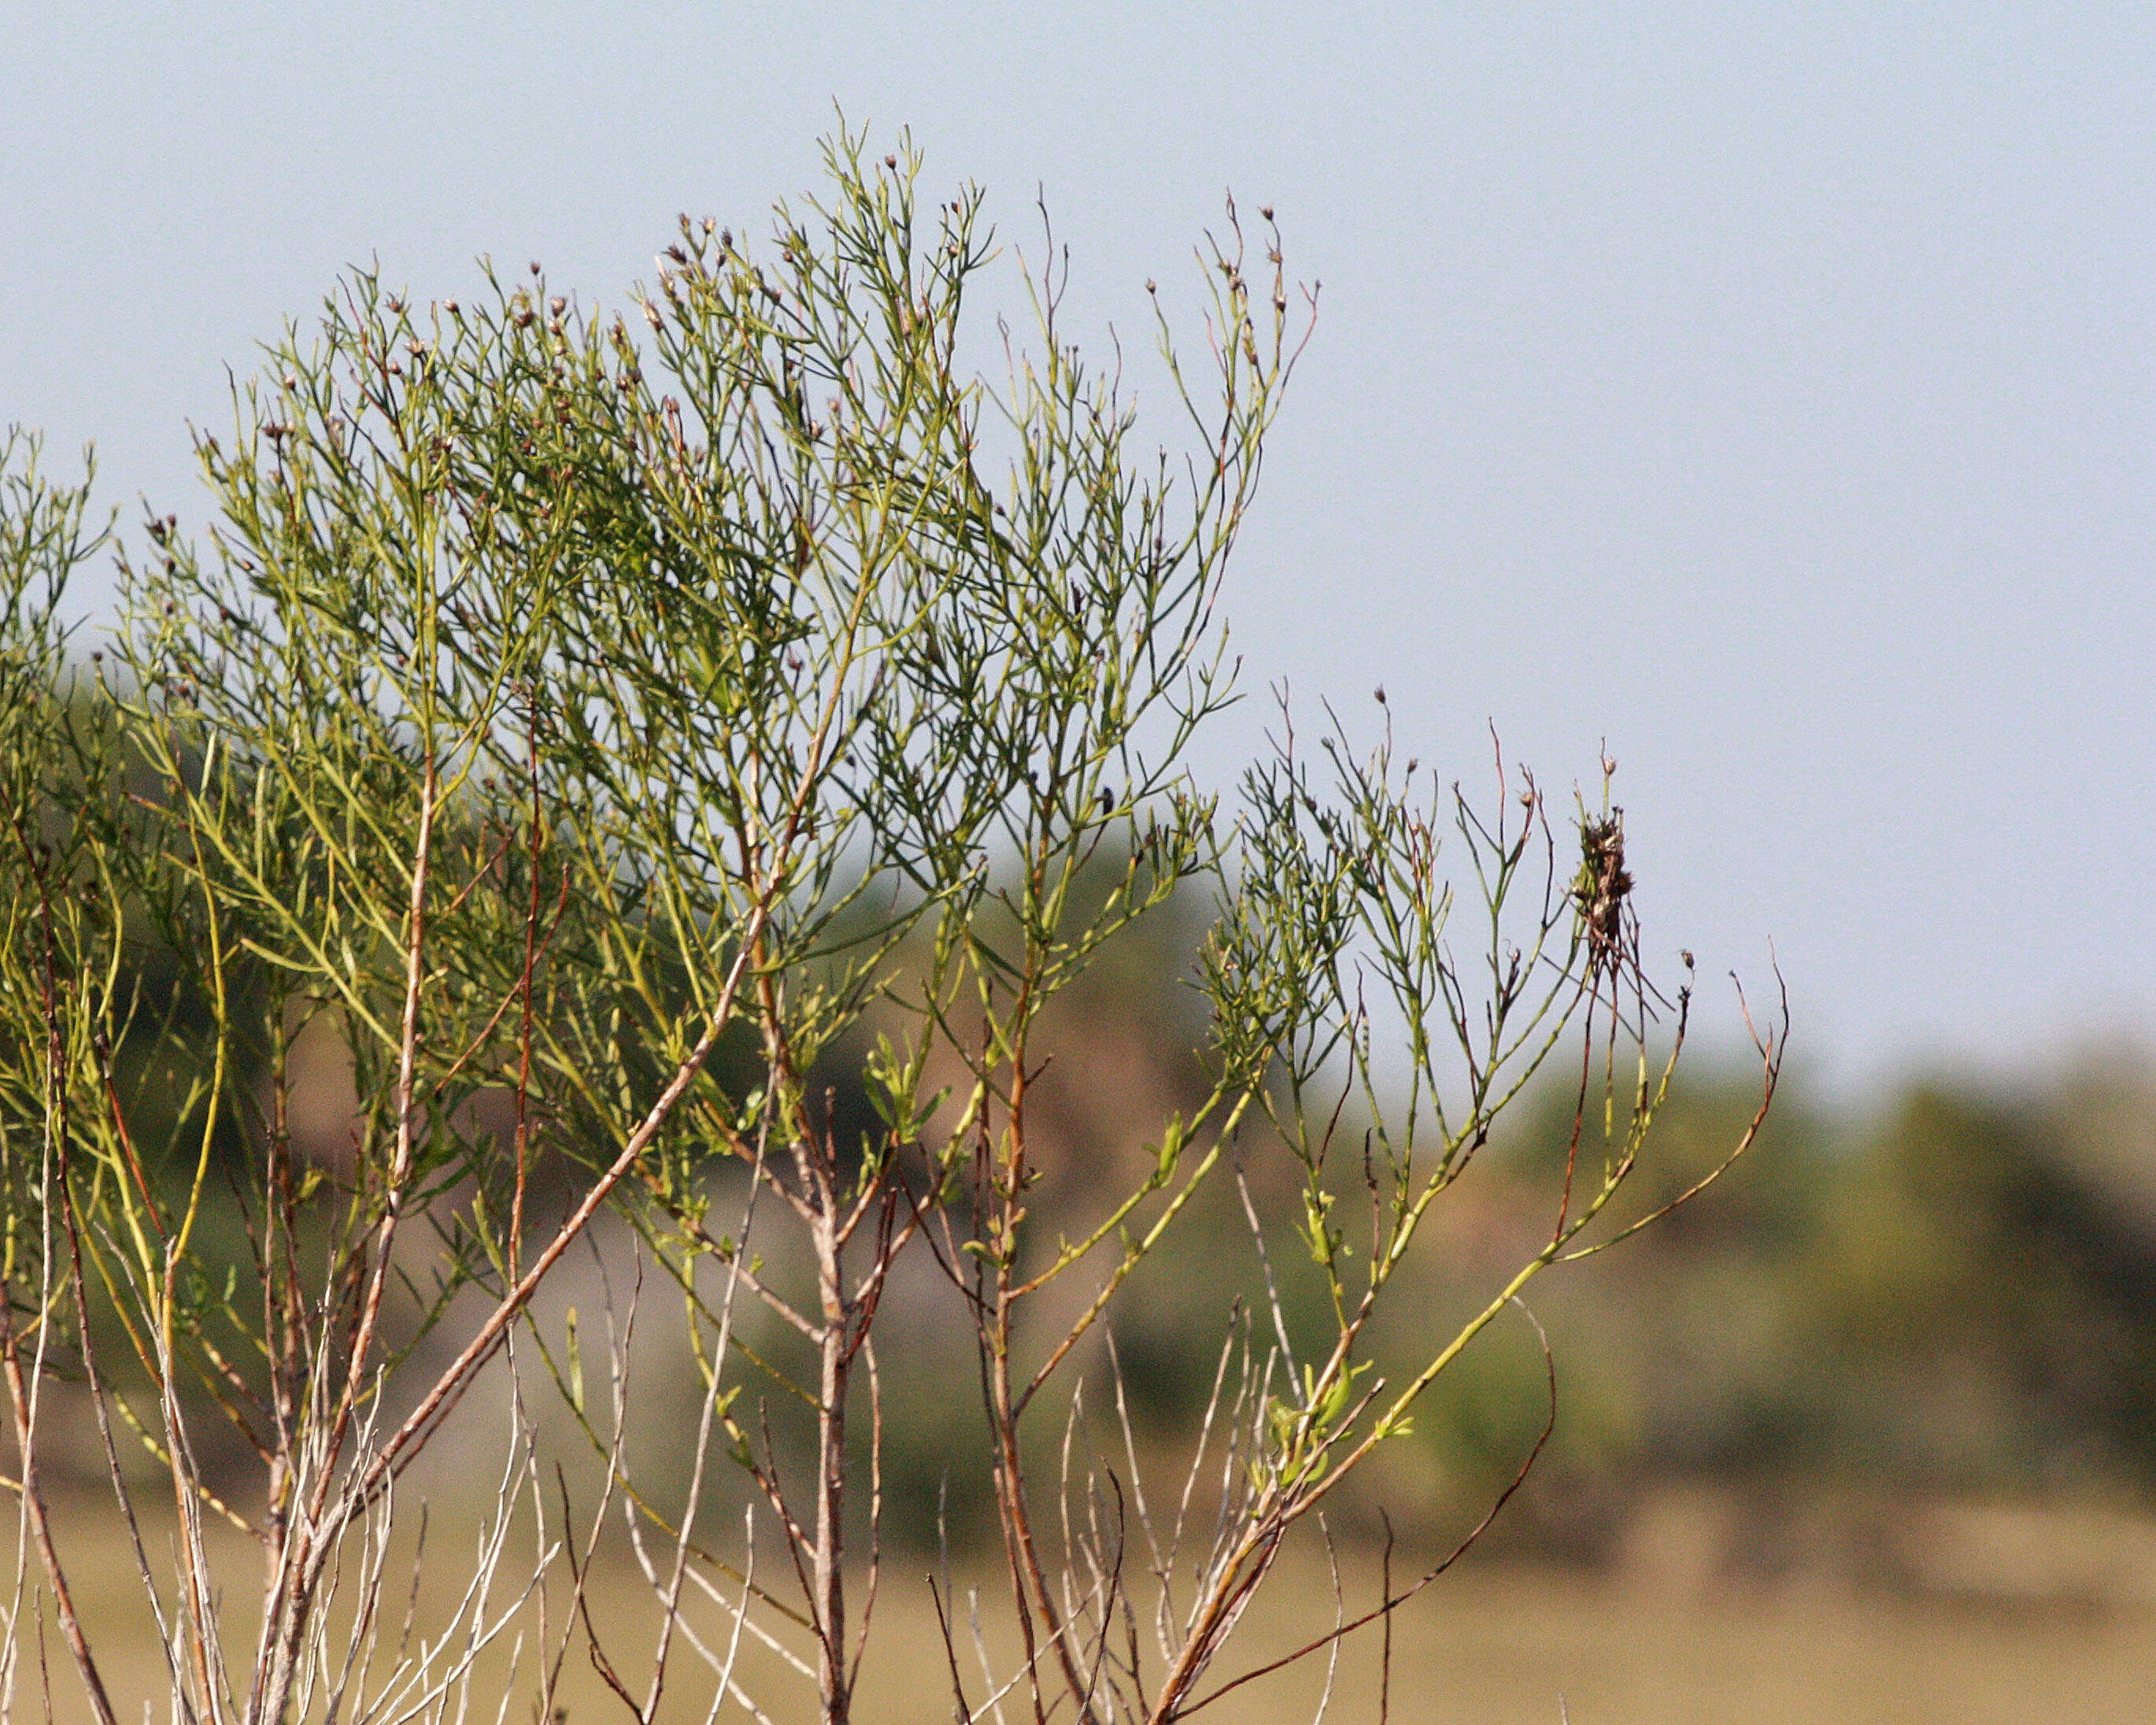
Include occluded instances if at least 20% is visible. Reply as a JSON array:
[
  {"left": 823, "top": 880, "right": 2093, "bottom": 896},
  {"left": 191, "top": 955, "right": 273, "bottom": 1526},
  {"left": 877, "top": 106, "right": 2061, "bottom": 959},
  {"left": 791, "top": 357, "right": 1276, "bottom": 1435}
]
[{"left": 0, "top": 133, "right": 1776, "bottom": 1725}]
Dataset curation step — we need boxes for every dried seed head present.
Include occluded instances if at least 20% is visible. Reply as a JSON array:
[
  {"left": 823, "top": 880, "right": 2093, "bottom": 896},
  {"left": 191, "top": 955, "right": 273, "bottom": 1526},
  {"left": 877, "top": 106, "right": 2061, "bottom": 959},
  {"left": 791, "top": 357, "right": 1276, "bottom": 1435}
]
[
  {"left": 1572, "top": 812, "right": 1633, "bottom": 969},
  {"left": 549, "top": 296, "right": 566, "bottom": 316}
]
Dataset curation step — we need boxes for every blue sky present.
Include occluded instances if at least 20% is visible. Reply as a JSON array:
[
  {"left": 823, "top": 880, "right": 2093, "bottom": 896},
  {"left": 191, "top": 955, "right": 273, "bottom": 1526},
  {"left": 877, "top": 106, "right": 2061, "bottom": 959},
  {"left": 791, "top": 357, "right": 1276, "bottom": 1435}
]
[{"left": 6, "top": 2, "right": 2153, "bottom": 1092}]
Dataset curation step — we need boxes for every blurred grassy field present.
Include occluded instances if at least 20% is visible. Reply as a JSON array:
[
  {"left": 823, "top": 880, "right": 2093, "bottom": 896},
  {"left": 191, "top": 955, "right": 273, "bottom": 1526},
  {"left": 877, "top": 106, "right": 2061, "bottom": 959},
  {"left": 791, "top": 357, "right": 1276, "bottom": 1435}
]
[
  {"left": 1178, "top": 1549, "right": 2156, "bottom": 1724},
  {"left": 17, "top": 1490, "right": 2156, "bottom": 1724}
]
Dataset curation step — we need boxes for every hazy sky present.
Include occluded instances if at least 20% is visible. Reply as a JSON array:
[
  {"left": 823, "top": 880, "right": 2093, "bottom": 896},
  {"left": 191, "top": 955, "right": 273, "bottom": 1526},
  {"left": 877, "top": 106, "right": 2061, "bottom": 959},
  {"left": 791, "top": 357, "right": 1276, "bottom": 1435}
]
[{"left": 6, "top": 2, "right": 2152, "bottom": 1093}]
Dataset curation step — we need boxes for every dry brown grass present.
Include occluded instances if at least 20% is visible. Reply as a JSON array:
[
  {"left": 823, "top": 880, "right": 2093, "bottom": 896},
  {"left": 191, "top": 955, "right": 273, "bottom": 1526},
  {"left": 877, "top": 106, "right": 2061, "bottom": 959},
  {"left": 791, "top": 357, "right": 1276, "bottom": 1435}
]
[{"left": 11, "top": 1485, "right": 2155, "bottom": 1725}]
